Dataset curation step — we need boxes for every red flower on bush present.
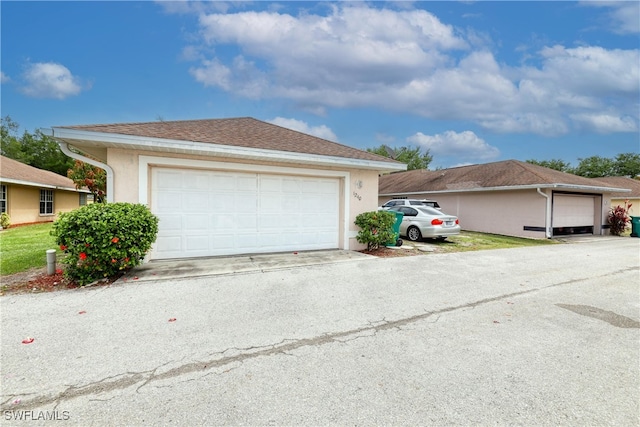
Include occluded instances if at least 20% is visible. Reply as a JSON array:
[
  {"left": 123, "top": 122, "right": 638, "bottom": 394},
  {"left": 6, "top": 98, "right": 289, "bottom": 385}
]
[
  {"left": 111, "top": 258, "right": 117, "bottom": 263},
  {"left": 60, "top": 245, "right": 67, "bottom": 251},
  {"left": 111, "top": 237, "right": 119, "bottom": 243},
  {"left": 79, "top": 252, "right": 87, "bottom": 260}
]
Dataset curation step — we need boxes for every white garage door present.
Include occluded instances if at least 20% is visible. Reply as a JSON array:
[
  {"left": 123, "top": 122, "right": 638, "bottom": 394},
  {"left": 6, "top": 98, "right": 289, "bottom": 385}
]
[
  {"left": 151, "top": 168, "right": 340, "bottom": 259},
  {"left": 553, "top": 194, "right": 595, "bottom": 228}
]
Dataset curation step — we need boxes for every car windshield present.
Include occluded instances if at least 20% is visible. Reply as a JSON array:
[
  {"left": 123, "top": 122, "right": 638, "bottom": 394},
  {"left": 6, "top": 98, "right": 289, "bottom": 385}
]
[{"left": 417, "top": 206, "right": 443, "bottom": 216}]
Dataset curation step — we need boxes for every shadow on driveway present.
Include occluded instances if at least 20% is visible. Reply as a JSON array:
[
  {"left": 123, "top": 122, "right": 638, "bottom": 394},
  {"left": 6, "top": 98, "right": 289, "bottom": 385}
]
[{"left": 127, "top": 249, "right": 374, "bottom": 282}]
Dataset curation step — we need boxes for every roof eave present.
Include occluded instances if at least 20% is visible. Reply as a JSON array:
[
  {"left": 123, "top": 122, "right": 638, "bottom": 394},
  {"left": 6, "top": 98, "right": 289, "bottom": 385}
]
[
  {"left": 380, "top": 183, "right": 631, "bottom": 196},
  {"left": 0, "top": 177, "right": 88, "bottom": 192},
  {"left": 45, "top": 128, "right": 406, "bottom": 173}
]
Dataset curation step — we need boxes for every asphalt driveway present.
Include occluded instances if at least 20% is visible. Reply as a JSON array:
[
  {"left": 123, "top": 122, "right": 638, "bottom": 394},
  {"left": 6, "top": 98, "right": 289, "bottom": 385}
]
[{"left": 1, "top": 238, "right": 639, "bottom": 426}]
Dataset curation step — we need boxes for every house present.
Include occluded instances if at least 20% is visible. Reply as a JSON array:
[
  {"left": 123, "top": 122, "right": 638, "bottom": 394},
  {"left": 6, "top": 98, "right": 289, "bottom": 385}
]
[
  {"left": 591, "top": 176, "right": 640, "bottom": 216},
  {"left": 0, "top": 155, "right": 90, "bottom": 226},
  {"left": 44, "top": 117, "right": 405, "bottom": 259},
  {"left": 378, "top": 160, "right": 631, "bottom": 239}
]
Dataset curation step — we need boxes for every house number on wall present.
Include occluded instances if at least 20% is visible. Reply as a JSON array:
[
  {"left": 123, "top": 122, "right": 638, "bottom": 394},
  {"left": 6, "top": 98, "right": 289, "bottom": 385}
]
[{"left": 353, "top": 180, "right": 363, "bottom": 201}]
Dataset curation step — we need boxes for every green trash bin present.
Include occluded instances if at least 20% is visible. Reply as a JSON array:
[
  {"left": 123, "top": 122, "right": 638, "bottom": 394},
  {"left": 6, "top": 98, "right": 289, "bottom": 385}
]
[
  {"left": 386, "top": 210, "right": 404, "bottom": 247},
  {"left": 630, "top": 216, "right": 640, "bottom": 237}
]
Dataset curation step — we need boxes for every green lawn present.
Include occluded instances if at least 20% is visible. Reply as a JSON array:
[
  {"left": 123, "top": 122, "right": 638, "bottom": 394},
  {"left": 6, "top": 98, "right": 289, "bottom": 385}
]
[
  {"left": 429, "top": 231, "right": 558, "bottom": 252},
  {"left": 0, "top": 223, "right": 61, "bottom": 275}
]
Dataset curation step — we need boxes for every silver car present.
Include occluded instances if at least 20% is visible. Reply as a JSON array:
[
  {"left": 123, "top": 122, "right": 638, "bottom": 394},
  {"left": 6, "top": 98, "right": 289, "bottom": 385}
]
[
  {"left": 389, "top": 206, "right": 460, "bottom": 241},
  {"left": 380, "top": 198, "right": 441, "bottom": 210}
]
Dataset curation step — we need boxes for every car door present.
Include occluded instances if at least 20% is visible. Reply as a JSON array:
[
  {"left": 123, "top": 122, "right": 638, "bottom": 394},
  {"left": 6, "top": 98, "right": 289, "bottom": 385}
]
[{"left": 398, "top": 206, "right": 418, "bottom": 234}]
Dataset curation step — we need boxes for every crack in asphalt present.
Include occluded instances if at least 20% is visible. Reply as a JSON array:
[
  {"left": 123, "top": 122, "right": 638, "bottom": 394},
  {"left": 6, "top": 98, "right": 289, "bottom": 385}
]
[{"left": 2, "top": 267, "right": 636, "bottom": 411}]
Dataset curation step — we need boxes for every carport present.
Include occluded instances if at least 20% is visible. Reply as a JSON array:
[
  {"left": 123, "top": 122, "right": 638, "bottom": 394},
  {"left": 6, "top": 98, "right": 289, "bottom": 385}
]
[{"left": 378, "top": 160, "right": 630, "bottom": 239}]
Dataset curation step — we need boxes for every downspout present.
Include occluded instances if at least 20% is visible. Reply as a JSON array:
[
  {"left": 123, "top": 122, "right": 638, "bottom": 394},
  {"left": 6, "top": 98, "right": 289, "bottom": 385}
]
[
  {"left": 537, "top": 188, "right": 551, "bottom": 238},
  {"left": 57, "top": 141, "right": 114, "bottom": 203}
]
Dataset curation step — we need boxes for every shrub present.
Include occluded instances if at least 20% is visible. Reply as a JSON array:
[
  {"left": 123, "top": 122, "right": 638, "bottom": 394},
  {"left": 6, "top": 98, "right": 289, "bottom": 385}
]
[
  {"left": 52, "top": 203, "right": 159, "bottom": 285},
  {"left": 354, "top": 210, "right": 397, "bottom": 251},
  {"left": 0, "top": 213, "right": 10, "bottom": 229},
  {"left": 608, "top": 200, "right": 632, "bottom": 236}
]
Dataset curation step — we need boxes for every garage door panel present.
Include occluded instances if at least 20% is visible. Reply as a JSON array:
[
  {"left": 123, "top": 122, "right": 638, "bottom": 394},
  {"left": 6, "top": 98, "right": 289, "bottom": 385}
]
[
  {"left": 155, "top": 236, "right": 182, "bottom": 252},
  {"left": 151, "top": 168, "right": 339, "bottom": 259},
  {"left": 155, "top": 170, "right": 183, "bottom": 190},
  {"left": 185, "top": 235, "right": 209, "bottom": 251},
  {"left": 184, "top": 215, "right": 208, "bottom": 230},
  {"left": 183, "top": 193, "right": 208, "bottom": 211},
  {"left": 553, "top": 195, "right": 595, "bottom": 227},
  {"left": 236, "top": 175, "right": 258, "bottom": 192}
]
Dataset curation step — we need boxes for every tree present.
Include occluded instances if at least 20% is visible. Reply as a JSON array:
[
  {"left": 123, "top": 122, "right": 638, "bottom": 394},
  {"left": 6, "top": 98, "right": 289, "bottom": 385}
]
[
  {"left": 67, "top": 160, "right": 107, "bottom": 203},
  {"left": 1, "top": 115, "right": 74, "bottom": 176},
  {"left": 367, "top": 145, "right": 432, "bottom": 170},
  {"left": 525, "top": 159, "right": 574, "bottom": 173},
  {"left": 612, "top": 153, "right": 640, "bottom": 178},
  {"left": 573, "top": 156, "right": 617, "bottom": 178}
]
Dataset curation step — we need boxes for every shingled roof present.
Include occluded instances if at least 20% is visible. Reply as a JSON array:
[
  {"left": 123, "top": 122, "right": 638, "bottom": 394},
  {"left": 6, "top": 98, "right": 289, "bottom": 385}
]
[
  {"left": 592, "top": 176, "right": 640, "bottom": 198},
  {"left": 0, "top": 155, "right": 78, "bottom": 190},
  {"left": 379, "top": 160, "right": 629, "bottom": 194},
  {"left": 57, "top": 117, "right": 398, "bottom": 165}
]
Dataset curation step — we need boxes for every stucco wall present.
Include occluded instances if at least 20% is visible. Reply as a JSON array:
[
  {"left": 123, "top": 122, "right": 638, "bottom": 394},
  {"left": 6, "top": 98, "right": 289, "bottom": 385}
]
[
  {"left": 4, "top": 184, "right": 81, "bottom": 225},
  {"left": 610, "top": 197, "right": 639, "bottom": 216},
  {"left": 107, "top": 149, "right": 381, "bottom": 250}
]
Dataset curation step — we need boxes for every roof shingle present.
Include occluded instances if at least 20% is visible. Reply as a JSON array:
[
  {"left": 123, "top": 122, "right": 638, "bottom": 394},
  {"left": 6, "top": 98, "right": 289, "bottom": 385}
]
[
  {"left": 379, "top": 160, "right": 629, "bottom": 194},
  {"left": 0, "top": 155, "right": 77, "bottom": 190},
  {"left": 591, "top": 176, "right": 640, "bottom": 198},
  {"left": 59, "top": 117, "right": 398, "bottom": 164}
]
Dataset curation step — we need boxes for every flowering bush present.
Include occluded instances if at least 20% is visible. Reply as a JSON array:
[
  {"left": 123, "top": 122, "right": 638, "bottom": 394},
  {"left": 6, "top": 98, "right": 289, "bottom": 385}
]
[
  {"left": 607, "top": 200, "right": 633, "bottom": 236},
  {"left": 0, "top": 212, "right": 10, "bottom": 229},
  {"left": 354, "top": 210, "right": 397, "bottom": 251},
  {"left": 52, "top": 203, "right": 159, "bottom": 285}
]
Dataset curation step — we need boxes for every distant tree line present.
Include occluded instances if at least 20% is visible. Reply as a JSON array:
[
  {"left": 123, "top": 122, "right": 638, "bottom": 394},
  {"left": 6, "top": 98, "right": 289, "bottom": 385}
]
[
  {"left": 367, "top": 145, "right": 433, "bottom": 170},
  {"left": 1, "top": 116, "right": 74, "bottom": 176},
  {"left": 1, "top": 116, "right": 107, "bottom": 201},
  {"left": 526, "top": 153, "right": 640, "bottom": 178}
]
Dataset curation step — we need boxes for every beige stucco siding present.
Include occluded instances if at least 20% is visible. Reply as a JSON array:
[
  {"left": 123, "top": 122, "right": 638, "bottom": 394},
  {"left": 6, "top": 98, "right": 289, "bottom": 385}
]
[
  {"left": 3, "top": 184, "right": 81, "bottom": 225},
  {"left": 610, "top": 197, "right": 640, "bottom": 216},
  {"left": 107, "top": 149, "right": 381, "bottom": 250}
]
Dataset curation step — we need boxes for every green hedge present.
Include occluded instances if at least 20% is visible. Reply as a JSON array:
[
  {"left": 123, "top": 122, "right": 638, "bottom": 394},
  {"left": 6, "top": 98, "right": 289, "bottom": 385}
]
[
  {"left": 52, "top": 203, "right": 159, "bottom": 285},
  {"left": 354, "top": 210, "right": 396, "bottom": 251}
]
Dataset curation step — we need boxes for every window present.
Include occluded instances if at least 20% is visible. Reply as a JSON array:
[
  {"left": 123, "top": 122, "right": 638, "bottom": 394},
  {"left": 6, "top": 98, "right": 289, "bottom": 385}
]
[
  {"left": 0, "top": 185, "right": 6, "bottom": 213},
  {"left": 79, "top": 193, "right": 88, "bottom": 206},
  {"left": 40, "top": 189, "right": 54, "bottom": 215}
]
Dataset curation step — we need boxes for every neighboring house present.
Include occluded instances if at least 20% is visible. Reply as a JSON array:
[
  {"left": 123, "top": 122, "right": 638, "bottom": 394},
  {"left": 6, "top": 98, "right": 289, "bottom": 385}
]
[
  {"left": 45, "top": 117, "right": 405, "bottom": 259},
  {"left": 0, "top": 155, "right": 90, "bottom": 226},
  {"left": 378, "top": 160, "right": 631, "bottom": 239},
  {"left": 591, "top": 176, "right": 640, "bottom": 216}
]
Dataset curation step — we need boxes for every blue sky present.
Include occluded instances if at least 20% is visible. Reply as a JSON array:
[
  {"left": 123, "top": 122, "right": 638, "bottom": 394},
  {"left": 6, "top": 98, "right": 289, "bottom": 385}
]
[{"left": 1, "top": 1, "right": 638, "bottom": 169}]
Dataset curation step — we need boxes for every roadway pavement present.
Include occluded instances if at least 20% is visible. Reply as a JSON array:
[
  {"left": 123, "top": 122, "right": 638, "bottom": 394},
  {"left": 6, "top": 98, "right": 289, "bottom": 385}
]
[{"left": 1, "top": 237, "right": 639, "bottom": 426}]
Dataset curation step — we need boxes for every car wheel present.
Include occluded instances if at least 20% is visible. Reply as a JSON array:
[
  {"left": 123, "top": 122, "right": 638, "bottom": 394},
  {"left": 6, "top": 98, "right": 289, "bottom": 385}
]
[{"left": 407, "top": 226, "right": 422, "bottom": 241}]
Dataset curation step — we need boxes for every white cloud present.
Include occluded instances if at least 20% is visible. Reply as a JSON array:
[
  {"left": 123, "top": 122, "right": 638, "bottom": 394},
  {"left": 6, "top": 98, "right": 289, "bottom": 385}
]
[
  {"left": 268, "top": 117, "right": 338, "bottom": 141},
  {"left": 20, "top": 62, "right": 83, "bottom": 99},
  {"left": 570, "top": 113, "right": 638, "bottom": 133},
  {"left": 407, "top": 130, "right": 500, "bottom": 161},
  {"left": 581, "top": 1, "right": 640, "bottom": 34},
  {"left": 0, "top": 72, "right": 9, "bottom": 83},
  {"left": 179, "top": 4, "right": 638, "bottom": 137}
]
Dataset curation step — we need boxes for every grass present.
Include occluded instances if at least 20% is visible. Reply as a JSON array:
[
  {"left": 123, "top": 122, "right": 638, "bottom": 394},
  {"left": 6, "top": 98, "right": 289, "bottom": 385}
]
[
  {"left": 0, "top": 226, "right": 560, "bottom": 277},
  {"left": 0, "top": 223, "right": 61, "bottom": 276},
  {"left": 425, "top": 231, "right": 558, "bottom": 253}
]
